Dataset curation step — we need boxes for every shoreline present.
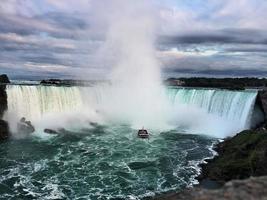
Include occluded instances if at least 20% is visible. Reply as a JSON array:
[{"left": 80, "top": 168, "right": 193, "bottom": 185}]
[{"left": 148, "top": 126, "right": 267, "bottom": 200}]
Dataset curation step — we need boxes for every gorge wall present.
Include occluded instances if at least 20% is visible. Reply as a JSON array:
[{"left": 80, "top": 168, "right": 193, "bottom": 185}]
[{"left": 0, "top": 74, "right": 10, "bottom": 140}]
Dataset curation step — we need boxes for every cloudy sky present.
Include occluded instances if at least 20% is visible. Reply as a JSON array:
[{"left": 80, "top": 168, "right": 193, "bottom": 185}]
[{"left": 1, "top": 0, "right": 267, "bottom": 79}]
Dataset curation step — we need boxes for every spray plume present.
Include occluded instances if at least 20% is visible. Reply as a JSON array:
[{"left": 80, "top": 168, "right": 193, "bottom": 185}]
[{"left": 89, "top": 0, "right": 171, "bottom": 129}]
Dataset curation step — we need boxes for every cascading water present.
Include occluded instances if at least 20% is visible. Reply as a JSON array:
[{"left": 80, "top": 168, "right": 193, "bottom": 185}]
[
  {"left": 6, "top": 85, "right": 84, "bottom": 120},
  {"left": 167, "top": 87, "right": 258, "bottom": 136},
  {"left": 5, "top": 85, "right": 258, "bottom": 138}
]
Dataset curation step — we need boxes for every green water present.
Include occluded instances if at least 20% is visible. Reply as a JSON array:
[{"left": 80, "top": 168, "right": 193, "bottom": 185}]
[{"left": 0, "top": 125, "right": 216, "bottom": 200}]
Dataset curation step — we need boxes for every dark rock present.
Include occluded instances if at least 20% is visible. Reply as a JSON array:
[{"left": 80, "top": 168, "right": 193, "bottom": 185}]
[
  {"left": 0, "top": 76, "right": 9, "bottom": 140},
  {"left": 257, "top": 90, "right": 267, "bottom": 121},
  {"left": 0, "top": 120, "right": 9, "bottom": 140},
  {"left": 149, "top": 176, "right": 267, "bottom": 200},
  {"left": 0, "top": 74, "right": 10, "bottom": 84},
  {"left": 0, "top": 85, "right": 7, "bottom": 119},
  {"left": 89, "top": 122, "right": 98, "bottom": 127},
  {"left": 17, "top": 117, "right": 35, "bottom": 135},
  {"left": 44, "top": 129, "right": 59, "bottom": 134},
  {"left": 198, "top": 130, "right": 267, "bottom": 184}
]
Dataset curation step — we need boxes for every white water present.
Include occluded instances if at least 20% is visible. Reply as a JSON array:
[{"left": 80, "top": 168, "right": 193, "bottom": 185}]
[
  {"left": 167, "top": 87, "right": 257, "bottom": 136},
  {"left": 6, "top": 85, "right": 83, "bottom": 119},
  {"left": 5, "top": 85, "right": 99, "bottom": 134},
  {"left": 6, "top": 85, "right": 258, "bottom": 138}
]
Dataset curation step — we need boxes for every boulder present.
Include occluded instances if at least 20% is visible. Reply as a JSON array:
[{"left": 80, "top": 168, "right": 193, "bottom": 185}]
[
  {"left": 44, "top": 129, "right": 59, "bottom": 134},
  {"left": 17, "top": 117, "right": 35, "bottom": 135}
]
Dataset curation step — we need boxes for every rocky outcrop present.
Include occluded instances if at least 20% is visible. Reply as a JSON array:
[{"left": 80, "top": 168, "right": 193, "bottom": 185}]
[
  {"left": 0, "top": 120, "right": 9, "bottom": 140},
  {"left": 44, "top": 128, "right": 59, "bottom": 134},
  {"left": 0, "top": 74, "right": 10, "bottom": 140},
  {"left": 151, "top": 176, "right": 267, "bottom": 200},
  {"left": 0, "top": 85, "right": 7, "bottom": 119},
  {"left": 17, "top": 117, "right": 35, "bottom": 135},
  {"left": 198, "top": 130, "right": 267, "bottom": 183},
  {"left": 257, "top": 90, "right": 267, "bottom": 121}
]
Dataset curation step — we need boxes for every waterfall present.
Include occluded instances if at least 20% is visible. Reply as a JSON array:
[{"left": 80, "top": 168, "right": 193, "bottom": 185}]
[
  {"left": 167, "top": 87, "right": 258, "bottom": 133},
  {"left": 6, "top": 85, "right": 84, "bottom": 120},
  {"left": 5, "top": 85, "right": 258, "bottom": 137}
]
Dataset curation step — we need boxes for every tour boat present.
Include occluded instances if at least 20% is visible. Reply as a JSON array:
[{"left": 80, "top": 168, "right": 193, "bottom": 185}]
[{"left": 138, "top": 128, "right": 149, "bottom": 138}]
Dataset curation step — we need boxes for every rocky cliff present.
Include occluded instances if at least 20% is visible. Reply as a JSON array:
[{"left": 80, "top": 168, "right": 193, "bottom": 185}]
[
  {"left": 0, "top": 74, "right": 10, "bottom": 140},
  {"left": 257, "top": 90, "right": 267, "bottom": 122},
  {"left": 198, "top": 129, "right": 267, "bottom": 183}
]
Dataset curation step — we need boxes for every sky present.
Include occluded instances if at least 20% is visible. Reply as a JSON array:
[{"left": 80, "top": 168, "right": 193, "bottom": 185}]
[{"left": 0, "top": 0, "right": 267, "bottom": 79}]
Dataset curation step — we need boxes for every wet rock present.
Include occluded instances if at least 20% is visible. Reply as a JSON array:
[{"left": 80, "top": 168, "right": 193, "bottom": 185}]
[
  {"left": 89, "top": 122, "right": 98, "bottom": 127},
  {"left": 0, "top": 119, "right": 9, "bottom": 140},
  {"left": 0, "top": 85, "right": 7, "bottom": 119},
  {"left": 44, "top": 129, "right": 59, "bottom": 134},
  {"left": 17, "top": 117, "right": 35, "bottom": 135}
]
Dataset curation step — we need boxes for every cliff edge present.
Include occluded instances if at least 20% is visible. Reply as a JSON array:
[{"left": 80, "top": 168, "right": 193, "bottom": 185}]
[{"left": 0, "top": 74, "right": 10, "bottom": 140}]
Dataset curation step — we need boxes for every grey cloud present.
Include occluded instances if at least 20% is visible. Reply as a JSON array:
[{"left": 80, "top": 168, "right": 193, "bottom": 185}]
[
  {"left": 159, "top": 29, "right": 267, "bottom": 45},
  {"left": 38, "top": 12, "right": 88, "bottom": 30}
]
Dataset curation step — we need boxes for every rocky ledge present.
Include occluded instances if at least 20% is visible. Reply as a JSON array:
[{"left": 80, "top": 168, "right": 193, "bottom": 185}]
[
  {"left": 198, "top": 129, "right": 267, "bottom": 183},
  {"left": 152, "top": 176, "right": 267, "bottom": 200}
]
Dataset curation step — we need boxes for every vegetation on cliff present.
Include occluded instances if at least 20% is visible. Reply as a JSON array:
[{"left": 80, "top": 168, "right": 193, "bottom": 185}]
[
  {"left": 199, "top": 130, "right": 267, "bottom": 183},
  {"left": 166, "top": 77, "right": 267, "bottom": 90}
]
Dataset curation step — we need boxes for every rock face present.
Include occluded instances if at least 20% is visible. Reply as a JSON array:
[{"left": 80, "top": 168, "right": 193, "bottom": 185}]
[
  {"left": 0, "top": 120, "right": 9, "bottom": 140},
  {"left": 198, "top": 130, "right": 267, "bottom": 183},
  {"left": 0, "top": 85, "right": 7, "bottom": 119},
  {"left": 0, "top": 75, "right": 9, "bottom": 140},
  {"left": 257, "top": 90, "right": 267, "bottom": 121},
  {"left": 151, "top": 176, "right": 267, "bottom": 200}
]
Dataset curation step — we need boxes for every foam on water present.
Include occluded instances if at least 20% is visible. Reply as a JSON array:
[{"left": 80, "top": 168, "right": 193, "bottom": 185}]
[{"left": 0, "top": 125, "right": 216, "bottom": 199}]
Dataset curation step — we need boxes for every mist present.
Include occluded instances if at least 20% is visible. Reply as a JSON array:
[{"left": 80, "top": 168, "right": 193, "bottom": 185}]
[{"left": 86, "top": 0, "right": 172, "bottom": 129}]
